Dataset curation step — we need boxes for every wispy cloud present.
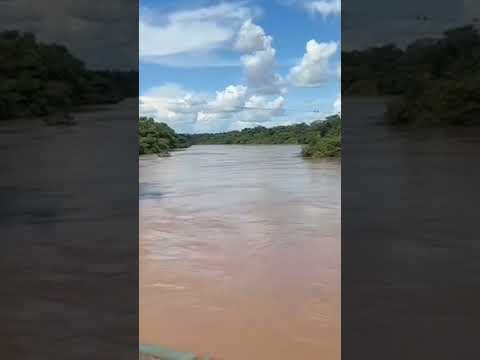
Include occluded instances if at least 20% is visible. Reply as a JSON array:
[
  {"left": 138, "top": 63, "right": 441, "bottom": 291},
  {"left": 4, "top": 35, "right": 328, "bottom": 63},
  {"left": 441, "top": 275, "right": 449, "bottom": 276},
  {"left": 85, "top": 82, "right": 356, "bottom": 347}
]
[
  {"left": 141, "top": 52, "right": 242, "bottom": 68},
  {"left": 305, "top": 0, "right": 341, "bottom": 18},
  {"left": 279, "top": 0, "right": 341, "bottom": 18},
  {"left": 140, "top": 2, "right": 254, "bottom": 66}
]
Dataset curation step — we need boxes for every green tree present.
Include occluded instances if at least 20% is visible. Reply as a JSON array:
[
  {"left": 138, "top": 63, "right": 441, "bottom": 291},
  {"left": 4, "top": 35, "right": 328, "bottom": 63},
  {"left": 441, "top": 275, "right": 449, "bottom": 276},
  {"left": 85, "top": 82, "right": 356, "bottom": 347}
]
[{"left": 139, "top": 117, "right": 188, "bottom": 155}]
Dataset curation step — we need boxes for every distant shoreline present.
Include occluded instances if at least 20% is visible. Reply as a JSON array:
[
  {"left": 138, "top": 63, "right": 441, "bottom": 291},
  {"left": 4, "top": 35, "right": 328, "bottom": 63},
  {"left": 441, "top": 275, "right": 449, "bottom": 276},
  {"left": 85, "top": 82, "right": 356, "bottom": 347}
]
[{"left": 0, "top": 98, "right": 136, "bottom": 125}]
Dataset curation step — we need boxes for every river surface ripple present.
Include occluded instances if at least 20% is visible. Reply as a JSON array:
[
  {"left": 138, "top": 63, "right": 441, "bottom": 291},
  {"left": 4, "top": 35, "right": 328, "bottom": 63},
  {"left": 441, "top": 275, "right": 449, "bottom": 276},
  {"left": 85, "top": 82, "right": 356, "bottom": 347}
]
[{"left": 140, "top": 145, "right": 340, "bottom": 360}]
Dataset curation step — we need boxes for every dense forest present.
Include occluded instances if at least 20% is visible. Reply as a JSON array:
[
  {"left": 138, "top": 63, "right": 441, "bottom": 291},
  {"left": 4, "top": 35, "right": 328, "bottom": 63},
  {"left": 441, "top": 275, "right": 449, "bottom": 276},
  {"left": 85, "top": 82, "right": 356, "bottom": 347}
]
[
  {"left": 343, "top": 25, "right": 480, "bottom": 126},
  {"left": 186, "top": 123, "right": 317, "bottom": 145},
  {"left": 139, "top": 117, "right": 189, "bottom": 156},
  {"left": 187, "top": 114, "right": 341, "bottom": 157},
  {"left": 139, "top": 115, "right": 341, "bottom": 158},
  {"left": 0, "top": 30, "right": 138, "bottom": 121}
]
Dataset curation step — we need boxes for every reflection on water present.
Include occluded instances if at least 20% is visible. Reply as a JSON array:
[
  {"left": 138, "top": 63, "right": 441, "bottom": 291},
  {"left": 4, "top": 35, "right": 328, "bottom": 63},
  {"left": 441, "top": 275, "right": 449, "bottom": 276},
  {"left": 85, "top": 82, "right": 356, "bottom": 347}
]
[{"left": 140, "top": 145, "right": 340, "bottom": 359}]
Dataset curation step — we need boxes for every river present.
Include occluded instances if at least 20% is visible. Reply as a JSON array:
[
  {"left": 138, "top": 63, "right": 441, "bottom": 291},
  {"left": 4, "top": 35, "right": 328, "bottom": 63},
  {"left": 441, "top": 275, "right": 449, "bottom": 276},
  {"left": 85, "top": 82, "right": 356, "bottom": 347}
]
[
  {"left": 140, "top": 145, "right": 340, "bottom": 359},
  {"left": 342, "top": 97, "right": 480, "bottom": 359},
  {"left": 1, "top": 100, "right": 138, "bottom": 359}
]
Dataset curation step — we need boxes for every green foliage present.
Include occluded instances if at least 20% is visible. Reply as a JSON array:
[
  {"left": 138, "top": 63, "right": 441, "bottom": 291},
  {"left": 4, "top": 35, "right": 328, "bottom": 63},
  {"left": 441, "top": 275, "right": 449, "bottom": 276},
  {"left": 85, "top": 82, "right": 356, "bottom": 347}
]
[
  {"left": 343, "top": 25, "right": 480, "bottom": 126},
  {"left": 302, "top": 115, "right": 341, "bottom": 158},
  {"left": 184, "top": 114, "right": 341, "bottom": 158},
  {"left": 139, "top": 117, "right": 188, "bottom": 155},
  {"left": 0, "top": 30, "right": 138, "bottom": 121},
  {"left": 185, "top": 116, "right": 340, "bottom": 147}
]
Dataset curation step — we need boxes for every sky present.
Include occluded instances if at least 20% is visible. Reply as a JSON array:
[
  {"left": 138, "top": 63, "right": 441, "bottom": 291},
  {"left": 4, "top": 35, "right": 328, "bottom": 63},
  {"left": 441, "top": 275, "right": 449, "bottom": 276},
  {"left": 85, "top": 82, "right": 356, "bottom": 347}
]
[
  {"left": 4, "top": 0, "right": 477, "bottom": 134},
  {"left": 343, "top": 0, "right": 479, "bottom": 50},
  {"left": 139, "top": 0, "right": 341, "bottom": 133},
  {"left": 0, "top": 0, "right": 138, "bottom": 69}
]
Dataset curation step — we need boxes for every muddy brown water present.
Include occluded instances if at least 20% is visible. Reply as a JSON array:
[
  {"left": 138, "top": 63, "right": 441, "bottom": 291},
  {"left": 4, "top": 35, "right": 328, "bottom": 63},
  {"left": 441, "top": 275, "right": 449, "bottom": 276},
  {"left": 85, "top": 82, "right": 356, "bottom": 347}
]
[
  {"left": 342, "top": 97, "right": 480, "bottom": 359},
  {"left": 140, "top": 145, "right": 340, "bottom": 359},
  {"left": 1, "top": 100, "right": 138, "bottom": 359}
]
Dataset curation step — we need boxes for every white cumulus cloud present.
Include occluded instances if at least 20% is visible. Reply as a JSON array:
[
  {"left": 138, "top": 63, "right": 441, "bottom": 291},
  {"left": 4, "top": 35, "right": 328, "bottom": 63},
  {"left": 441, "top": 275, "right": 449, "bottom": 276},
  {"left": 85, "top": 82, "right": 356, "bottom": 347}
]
[
  {"left": 139, "top": 84, "right": 206, "bottom": 132},
  {"left": 240, "top": 95, "right": 286, "bottom": 122},
  {"left": 210, "top": 85, "right": 249, "bottom": 112},
  {"left": 242, "top": 47, "right": 286, "bottom": 94},
  {"left": 236, "top": 20, "right": 287, "bottom": 95},
  {"left": 198, "top": 84, "right": 249, "bottom": 122},
  {"left": 289, "top": 40, "right": 338, "bottom": 87},
  {"left": 234, "top": 18, "right": 272, "bottom": 52},
  {"left": 140, "top": 83, "right": 287, "bottom": 132}
]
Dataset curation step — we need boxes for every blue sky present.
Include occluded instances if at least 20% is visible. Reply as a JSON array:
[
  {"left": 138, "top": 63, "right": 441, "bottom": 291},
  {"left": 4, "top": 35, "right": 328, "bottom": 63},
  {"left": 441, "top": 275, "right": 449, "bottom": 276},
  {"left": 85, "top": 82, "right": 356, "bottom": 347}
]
[{"left": 140, "top": 0, "right": 341, "bottom": 133}]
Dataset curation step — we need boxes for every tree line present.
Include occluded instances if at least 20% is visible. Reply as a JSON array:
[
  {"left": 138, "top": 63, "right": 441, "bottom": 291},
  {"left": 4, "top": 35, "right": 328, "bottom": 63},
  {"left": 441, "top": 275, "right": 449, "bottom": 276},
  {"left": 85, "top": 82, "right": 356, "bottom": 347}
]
[
  {"left": 0, "top": 30, "right": 138, "bottom": 121},
  {"left": 343, "top": 25, "right": 480, "bottom": 126},
  {"left": 185, "top": 114, "right": 341, "bottom": 157},
  {"left": 139, "top": 114, "right": 341, "bottom": 158}
]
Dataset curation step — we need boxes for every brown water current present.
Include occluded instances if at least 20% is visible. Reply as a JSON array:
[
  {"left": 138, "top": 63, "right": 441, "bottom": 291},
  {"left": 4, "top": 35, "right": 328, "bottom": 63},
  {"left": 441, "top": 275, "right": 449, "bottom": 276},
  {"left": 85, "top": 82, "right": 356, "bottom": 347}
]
[{"left": 140, "top": 145, "right": 340, "bottom": 359}]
